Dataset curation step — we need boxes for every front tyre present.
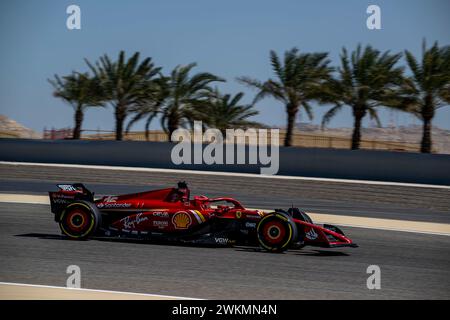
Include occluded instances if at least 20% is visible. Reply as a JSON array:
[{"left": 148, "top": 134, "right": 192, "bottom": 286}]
[
  {"left": 257, "top": 212, "right": 297, "bottom": 253},
  {"left": 59, "top": 201, "right": 101, "bottom": 239}
]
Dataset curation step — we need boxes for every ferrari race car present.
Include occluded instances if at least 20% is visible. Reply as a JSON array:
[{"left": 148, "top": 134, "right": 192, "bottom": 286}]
[{"left": 49, "top": 182, "right": 357, "bottom": 252}]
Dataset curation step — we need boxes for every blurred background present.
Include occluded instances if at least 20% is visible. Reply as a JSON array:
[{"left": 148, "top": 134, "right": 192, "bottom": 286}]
[{"left": 0, "top": 0, "right": 449, "bottom": 153}]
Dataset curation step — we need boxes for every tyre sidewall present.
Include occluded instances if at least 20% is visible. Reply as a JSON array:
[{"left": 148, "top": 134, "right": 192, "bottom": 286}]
[
  {"left": 59, "top": 201, "right": 100, "bottom": 239},
  {"left": 257, "top": 212, "right": 297, "bottom": 252}
]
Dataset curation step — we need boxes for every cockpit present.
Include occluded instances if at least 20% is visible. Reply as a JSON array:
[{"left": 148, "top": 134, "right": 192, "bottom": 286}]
[{"left": 166, "top": 181, "right": 190, "bottom": 203}]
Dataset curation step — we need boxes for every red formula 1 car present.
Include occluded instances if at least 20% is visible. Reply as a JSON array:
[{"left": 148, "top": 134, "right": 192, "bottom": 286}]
[{"left": 49, "top": 182, "right": 357, "bottom": 252}]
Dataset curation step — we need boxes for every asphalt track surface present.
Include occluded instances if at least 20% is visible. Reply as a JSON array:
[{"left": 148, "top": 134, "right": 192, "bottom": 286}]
[{"left": 0, "top": 163, "right": 449, "bottom": 299}]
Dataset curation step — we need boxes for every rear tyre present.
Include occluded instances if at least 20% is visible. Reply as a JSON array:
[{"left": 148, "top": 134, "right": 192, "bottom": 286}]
[
  {"left": 257, "top": 212, "right": 297, "bottom": 253},
  {"left": 59, "top": 201, "right": 101, "bottom": 239}
]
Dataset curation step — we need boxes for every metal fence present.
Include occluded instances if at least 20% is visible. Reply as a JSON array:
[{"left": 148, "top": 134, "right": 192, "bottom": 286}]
[
  {"left": 71, "top": 129, "right": 424, "bottom": 152},
  {"left": 43, "top": 128, "right": 73, "bottom": 140}
]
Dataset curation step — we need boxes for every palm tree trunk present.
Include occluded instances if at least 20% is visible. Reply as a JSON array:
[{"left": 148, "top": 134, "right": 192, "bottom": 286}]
[
  {"left": 284, "top": 108, "right": 297, "bottom": 147},
  {"left": 420, "top": 117, "right": 432, "bottom": 153},
  {"left": 167, "top": 114, "right": 179, "bottom": 141},
  {"left": 420, "top": 97, "right": 434, "bottom": 153},
  {"left": 73, "top": 105, "right": 83, "bottom": 140},
  {"left": 168, "top": 124, "right": 177, "bottom": 141},
  {"left": 351, "top": 115, "right": 363, "bottom": 150},
  {"left": 115, "top": 105, "right": 126, "bottom": 141},
  {"left": 145, "top": 116, "right": 153, "bottom": 141}
]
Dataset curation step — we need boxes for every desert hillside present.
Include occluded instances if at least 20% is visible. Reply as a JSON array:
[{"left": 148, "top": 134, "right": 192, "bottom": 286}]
[
  {"left": 295, "top": 122, "right": 450, "bottom": 154},
  {"left": 0, "top": 115, "right": 41, "bottom": 139}
]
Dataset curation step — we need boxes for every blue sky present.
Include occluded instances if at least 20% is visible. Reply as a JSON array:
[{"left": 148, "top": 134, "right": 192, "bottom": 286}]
[{"left": 0, "top": 0, "right": 449, "bottom": 133}]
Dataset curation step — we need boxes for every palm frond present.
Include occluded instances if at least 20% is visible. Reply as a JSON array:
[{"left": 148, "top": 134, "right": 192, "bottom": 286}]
[
  {"left": 367, "top": 107, "right": 382, "bottom": 127},
  {"left": 321, "top": 104, "right": 343, "bottom": 128}
]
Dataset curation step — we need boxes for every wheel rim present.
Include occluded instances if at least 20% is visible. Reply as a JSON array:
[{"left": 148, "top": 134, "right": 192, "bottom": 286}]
[
  {"left": 262, "top": 220, "right": 286, "bottom": 245},
  {"left": 65, "top": 208, "right": 89, "bottom": 233}
]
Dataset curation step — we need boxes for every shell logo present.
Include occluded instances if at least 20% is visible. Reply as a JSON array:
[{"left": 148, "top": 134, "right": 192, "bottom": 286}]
[{"left": 172, "top": 211, "right": 192, "bottom": 229}]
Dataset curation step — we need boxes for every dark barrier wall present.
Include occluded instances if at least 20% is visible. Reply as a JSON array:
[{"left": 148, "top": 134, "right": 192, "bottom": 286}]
[{"left": 1, "top": 139, "right": 450, "bottom": 185}]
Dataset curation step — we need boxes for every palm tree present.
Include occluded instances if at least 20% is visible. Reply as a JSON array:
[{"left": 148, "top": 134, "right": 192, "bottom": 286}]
[
  {"left": 198, "top": 89, "right": 262, "bottom": 135},
  {"left": 86, "top": 51, "right": 161, "bottom": 140},
  {"left": 125, "top": 77, "right": 169, "bottom": 140},
  {"left": 238, "top": 48, "right": 332, "bottom": 146},
  {"left": 49, "top": 72, "right": 104, "bottom": 139},
  {"left": 321, "top": 45, "right": 404, "bottom": 150},
  {"left": 159, "top": 63, "right": 224, "bottom": 138},
  {"left": 401, "top": 41, "right": 450, "bottom": 153}
]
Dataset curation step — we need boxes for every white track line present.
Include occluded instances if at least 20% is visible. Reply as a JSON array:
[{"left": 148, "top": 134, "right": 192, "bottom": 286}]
[
  {"left": 1, "top": 193, "right": 449, "bottom": 236},
  {"left": 0, "top": 194, "right": 49, "bottom": 205},
  {"left": 304, "top": 213, "right": 450, "bottom": 236},
  {"left": 1, "top": 161, "right": 449, "bottom": 189},
  {"left": 0, "top": 282, "right": 201, "bottom": 300}
]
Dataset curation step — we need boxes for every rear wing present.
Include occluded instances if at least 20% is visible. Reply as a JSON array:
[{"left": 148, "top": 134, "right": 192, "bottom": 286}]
[{"left": 49, "top": 184, "right": 94, "bottom": 220}]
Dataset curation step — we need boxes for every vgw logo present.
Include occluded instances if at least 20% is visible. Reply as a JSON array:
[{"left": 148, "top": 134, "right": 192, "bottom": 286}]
[{"left": 170, "top": 121, "right": 280, "bottom": 175}]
